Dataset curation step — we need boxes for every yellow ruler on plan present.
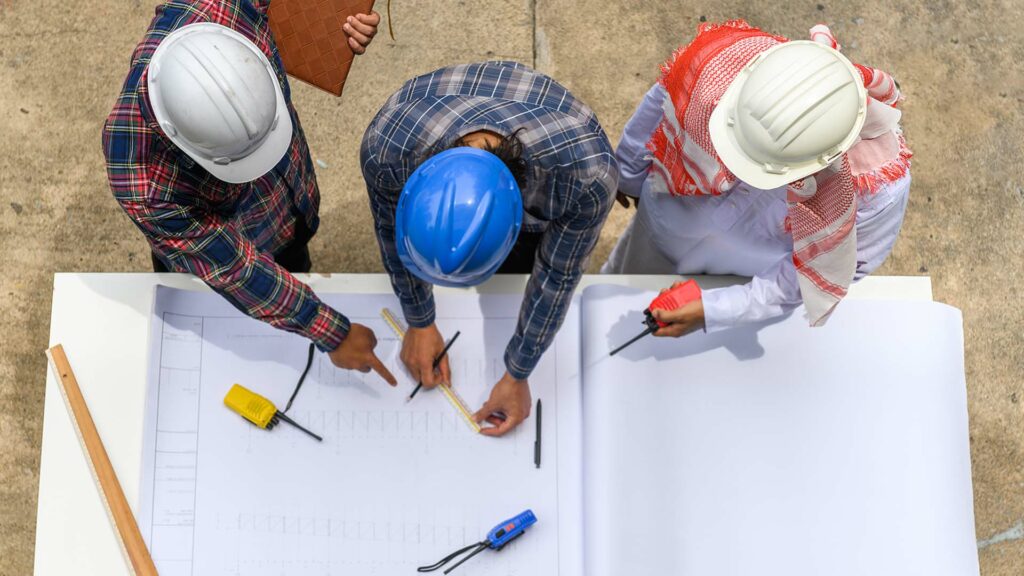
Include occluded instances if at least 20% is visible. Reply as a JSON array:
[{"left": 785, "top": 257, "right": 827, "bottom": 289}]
[{"left": 381, "top": 309, "right": 482, "bottom": 433}]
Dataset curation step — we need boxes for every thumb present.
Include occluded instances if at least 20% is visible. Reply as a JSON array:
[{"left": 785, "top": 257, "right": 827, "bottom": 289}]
[
  {"left": 438, "top": 355, "right": 452, "bottom": 386},
  {"left": 652, "top": 307, "right": 685, "bottom": 324},
  {"left": 651, "top": 308, "right": 668, "bottom": 323},
  {"left": 473, "top": 400, "right": 496, "bottom": 424}
]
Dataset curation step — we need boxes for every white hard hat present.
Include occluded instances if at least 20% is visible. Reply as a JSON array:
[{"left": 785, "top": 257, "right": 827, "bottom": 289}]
[
  {"left": 709, "top": 41, "right": 866, "bottom": 190},
  {"left": 147, "top": 23, "right": 292, "bottom": 183}
]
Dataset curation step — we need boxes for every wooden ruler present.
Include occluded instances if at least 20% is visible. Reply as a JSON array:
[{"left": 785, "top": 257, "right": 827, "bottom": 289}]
[
  {"left": 46, "top": 344, "right": 159, "bottom": 576},
  {"left": 381, "top": 309, "right": 482, "bottom": 433}
]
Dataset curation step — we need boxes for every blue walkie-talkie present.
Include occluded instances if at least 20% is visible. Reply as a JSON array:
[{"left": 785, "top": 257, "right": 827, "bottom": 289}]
[
  {"left": 486, "top": 509, "right": 537, "bottom": 550},
  {"left": 418, "top": 510, "right": 538, "bottom": 574}
]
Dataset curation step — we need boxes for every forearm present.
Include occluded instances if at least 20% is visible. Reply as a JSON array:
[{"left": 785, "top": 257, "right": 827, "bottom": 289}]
[
  {"left": 152, "top": 228, "right": 350, "bottom": 351},
  {"left": 380, "top": 246, "right": 437, "bottom": 327},
  {"left": 504, "top": 254, "right": 581, "bottom": 379},
  {"left": 505, "top": 182, "right": 612, "bottom": 378},
  {"left": 366, "top": 175, "right": 436, "bottom": 327},
  {"left": 701, "top": 257, "right": 803, "bottom": 332},
  {"left": 616, "top": 84, "right": 666, "bottom": 197}
]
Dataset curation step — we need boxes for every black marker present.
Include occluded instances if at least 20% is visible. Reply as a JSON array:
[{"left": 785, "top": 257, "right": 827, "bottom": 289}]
[{"left": 534, "top": 399, "right": 542, "bottom": 469}]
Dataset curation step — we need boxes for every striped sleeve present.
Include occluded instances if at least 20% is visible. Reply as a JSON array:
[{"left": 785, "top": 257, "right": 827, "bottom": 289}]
[
  {"left": 102, "top": 85, "right": 350, "bottom": 352},
  {"left": 504, "top": 172, "right": 615, "bottom": 379},
  {"left": 120, "top": 195, "right": 351, "bottom": 351}
]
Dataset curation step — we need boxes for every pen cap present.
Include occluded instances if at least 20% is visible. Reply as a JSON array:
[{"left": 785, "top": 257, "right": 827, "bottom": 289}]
[{"left": 223, "top": 384, "right": 277, "bottom": 429}]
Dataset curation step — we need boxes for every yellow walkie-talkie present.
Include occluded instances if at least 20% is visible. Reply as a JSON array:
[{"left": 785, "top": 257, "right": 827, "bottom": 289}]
[{"left": 224, "top": 384, "right": 323, "bottom": 442}]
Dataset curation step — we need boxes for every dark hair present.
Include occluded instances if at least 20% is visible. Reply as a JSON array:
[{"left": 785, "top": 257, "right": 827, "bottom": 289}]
[{"left": 444, "top": 128, "right": 529, "bottom": 190}]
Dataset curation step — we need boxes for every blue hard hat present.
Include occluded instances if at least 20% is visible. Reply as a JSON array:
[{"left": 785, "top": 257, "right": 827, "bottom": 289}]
[{"left": 396, "top": 147, "right": 523, "bottom": 287}]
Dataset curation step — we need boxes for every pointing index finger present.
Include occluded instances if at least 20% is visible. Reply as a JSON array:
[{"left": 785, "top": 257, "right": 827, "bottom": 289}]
[{"left": 369, "top": 354, "right": 397, "bottom": 386}]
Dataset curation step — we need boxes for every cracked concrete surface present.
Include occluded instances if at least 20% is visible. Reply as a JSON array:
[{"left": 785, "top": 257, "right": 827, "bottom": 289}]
[
  {"left": 1, "top": 0, "right": 1022, "bottom": 574},
  {"left": 978, "top": 519, "right": 1024, "bottom": 550}
]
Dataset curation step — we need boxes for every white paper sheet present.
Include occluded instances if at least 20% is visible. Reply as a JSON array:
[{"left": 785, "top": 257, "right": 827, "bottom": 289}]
[
  {"left": 138, "top": 286, "right": 583, "bottom": 576},
  {"left": 579, "top": 285, "right": 979, "bottom": 576}
]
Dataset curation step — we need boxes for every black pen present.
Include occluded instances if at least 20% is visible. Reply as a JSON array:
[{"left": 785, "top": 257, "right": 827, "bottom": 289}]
[
  {"left": 534, "top": 399, "right": 542, "bottom": 469},
  {"left": 408, "top": 331, "right": 461, "bottom": 401}
]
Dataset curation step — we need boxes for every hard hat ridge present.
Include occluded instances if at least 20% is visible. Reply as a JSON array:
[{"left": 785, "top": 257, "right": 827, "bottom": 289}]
[
  {"left": 147, "top": 23, "right": 292, "bottom": 183},
  {"left": 711, "top": 40, "right": 867, "bottom": 189},
  {"left": 749, "top": 56, "right": 852, "bottom": 145},
  {"left": 179, "top": 41, "right": 269, "bottom": 143},
  {"left": 436, "top": 186, "right": 498, "bottom": 275}
]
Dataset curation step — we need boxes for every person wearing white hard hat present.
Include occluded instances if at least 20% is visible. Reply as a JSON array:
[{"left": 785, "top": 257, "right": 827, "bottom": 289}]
[
  {"left": 102, "top": 0, "right": 394, "bottom": 383},
  {"left": 603, "top": 20, "right": 911, "bottom": 338}
]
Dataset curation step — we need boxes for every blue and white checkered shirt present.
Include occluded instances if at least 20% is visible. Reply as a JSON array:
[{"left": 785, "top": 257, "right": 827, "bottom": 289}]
[{"left": 361, "top": 61, "right": 617, "bottom": 379}]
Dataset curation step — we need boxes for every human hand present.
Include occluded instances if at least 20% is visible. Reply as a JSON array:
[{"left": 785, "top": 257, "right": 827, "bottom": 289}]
[
  {"left": 400, "top": 323, "right": 452, "bottom": 388},
  {"left": 650, "top": 285, "right": 705, "bottom": 338},
  {"left": 615, "top": 190, "right": 638, "bottom": 209},
  {"left": 473, "top": 372, "right": 531, "bottom": 437},
  {"left": 343, "top": 12, "right": 380, "bottom": 54},
  {"left": 328, "top": 323, "right": 397, "bottom": 385}
]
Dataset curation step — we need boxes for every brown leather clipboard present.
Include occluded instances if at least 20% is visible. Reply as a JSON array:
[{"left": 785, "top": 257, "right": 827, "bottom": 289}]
[{"left": 268, "top": 0, "right": 375, "bottom": 96}]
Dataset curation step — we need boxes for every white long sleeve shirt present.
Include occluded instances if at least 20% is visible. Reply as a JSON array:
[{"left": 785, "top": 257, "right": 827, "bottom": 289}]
[{"left": 605, "top": 85, "right": 911, "bottom": 331}]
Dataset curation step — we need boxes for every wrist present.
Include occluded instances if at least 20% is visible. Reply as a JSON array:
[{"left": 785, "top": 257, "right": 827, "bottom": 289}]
[
  {"left": 501, "top": 371, "right": 528, "bottom": 386},
  {"left": 695, "top": 298, "right": 706, "bottom": 330},
  {"left": 503, "top": 348, "right": 534, "bottom": 381},
  {"left": 407, "top": 322, "right": 436, "bottom": 333},
  {"left": 698, "top": 287, "right": 739, "bottom": 334},
  {"left": 310, "top": 304, "right": 350, "bottom": 352},
  {"left": 401, "top": 293, "right": 436, "bottom": 328},
  {"left": 504, "top": 364, "right": 531, "bottom": 381}
]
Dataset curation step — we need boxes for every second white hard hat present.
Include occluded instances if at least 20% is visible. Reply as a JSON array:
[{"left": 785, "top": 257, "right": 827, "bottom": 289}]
[
  {"left": 709, "top": 40, "right": 866, "bottom": 190},
  {"left": 147, "top": 23, "right": 292, "bottom": 183}
]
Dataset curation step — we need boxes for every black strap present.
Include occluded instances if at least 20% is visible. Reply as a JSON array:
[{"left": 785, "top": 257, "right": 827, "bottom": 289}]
[
  {"left": 284, "top": 343, "right": 316, "bottom": 413},
  {"left": 442, "top": 542, "right": 489, "bottom": 574},
  {"left": 417, "top": 541, "right": 486, "bottom": 573}
]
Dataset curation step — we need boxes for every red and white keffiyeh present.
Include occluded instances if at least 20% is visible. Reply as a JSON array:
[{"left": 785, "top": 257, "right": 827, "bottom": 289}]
[
  {"left": 810, "top": 24, "right": 913, "bottom": 196},
  {"left": 647, "top": 20, "right": 911, "bottom": 326}
]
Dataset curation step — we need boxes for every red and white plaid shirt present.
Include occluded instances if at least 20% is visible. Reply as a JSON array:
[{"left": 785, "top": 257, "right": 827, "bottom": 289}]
[{"left": 103, "top": 0, "right": 350, "bottom": 351}]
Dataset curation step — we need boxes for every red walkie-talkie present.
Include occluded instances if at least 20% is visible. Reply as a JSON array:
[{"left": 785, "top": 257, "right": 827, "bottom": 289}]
[{"left": 609, "top": 280, "right": 702, "bottom": 356}]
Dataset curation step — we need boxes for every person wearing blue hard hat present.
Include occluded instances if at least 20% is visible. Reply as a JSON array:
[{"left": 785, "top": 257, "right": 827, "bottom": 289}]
[{"left": 362, "top": 61, "right": 617, "bottom": 436}]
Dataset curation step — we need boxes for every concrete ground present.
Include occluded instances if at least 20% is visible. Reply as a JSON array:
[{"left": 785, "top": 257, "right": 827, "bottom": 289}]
[{"left": 1, "top": 0, "right": 1021, "bottom": 573}]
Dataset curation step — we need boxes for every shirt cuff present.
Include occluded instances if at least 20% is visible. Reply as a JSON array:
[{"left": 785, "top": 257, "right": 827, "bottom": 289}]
[
  {"left": 401, "top": 292, "right": 437, "bottom": 329},
  {"left": 306, "top": 303, "right": 352, "bottom": 352},
  {"left": 503, "top": 346, "right": 536, "bottom": 381},
  {"left": 700, "top": 286, "right": 746, "bottom": 334}
]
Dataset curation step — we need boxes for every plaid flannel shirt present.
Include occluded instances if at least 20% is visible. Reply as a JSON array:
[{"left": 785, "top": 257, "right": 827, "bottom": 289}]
[
  {"left": 361, "top": 61, "right": 617, "bottom": 379},
  {"left": 102, "top": 0, "right": 350, "bottom": 352}
]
